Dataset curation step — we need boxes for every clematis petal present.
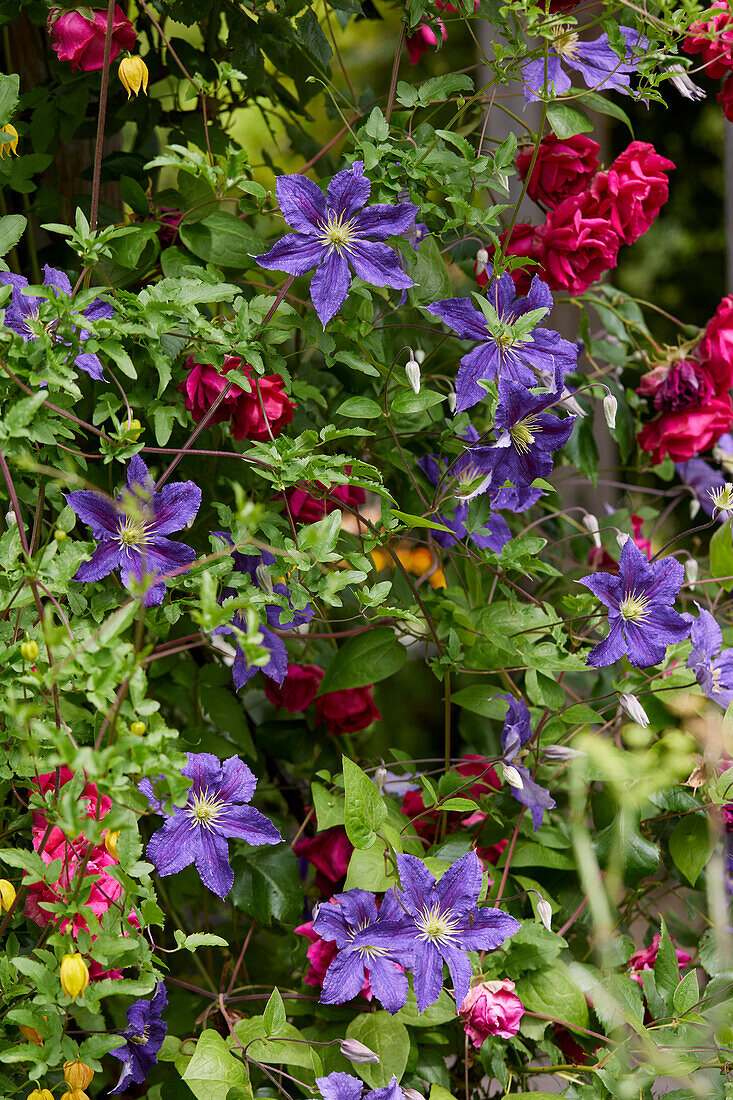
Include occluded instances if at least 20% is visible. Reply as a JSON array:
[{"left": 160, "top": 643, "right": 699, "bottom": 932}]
[
  {"left": 413, "top": 939, "right": 445, "bottom": 1012},
  {"left": 217, "top": 755, "right": 257, "bottom": 804},
  {"left": 74, "top": 351, "right": 107, "bottom": 381},
  {"left": 396, "top": 852, "right": 436, "bottom": 910},
  {"left": 436, "top": 851, "right": 482, "bottom": 915},
  {"left": 320, "top": 950, "right": 368, "bottom": 1006},
  {"left": 624, "top": 622, "right": 668, "bottom": 668},
  {"left": 578, "top": 570, "right": 623, "bottom": 610},
  {"left": 153, "top": 480, "right": 202, "bottom": 535},
  {"left": 217, "top": 804, "right": 282, "bottom": 846},
  {"left": 442, "top": 943, "right": 473, "bottom": 1008},
  {"left": 586, "top": 617, "right": 626, "bottom": 667},
  {"left": 257, "top": 233, "right": 327, "bottom": 276},
  {"left": 427, "top": 297, "right": 490, "bottom": 342},
  {"left": 521, "top": 53, "right": 571, "bottom": 102},
  {"left": 316, "top": 1072, "right": 364, "bottom": 1100},
  {"left": 65, "top": 490, "right": 120, "bottom": 536},
  {"left": 347, "top": 239, "right": 414, "bottom": 290},
  {"left": 455, "top": 345, "right": 503, "bottom": 413},
  {"left": 73, "top": 539, "right": 123, "bottom": 583},
  {"left": 352, "top": 202, "right": 417, "bottom": 240},
  {"left": 42, "top": 265, "right": 73, "bottom": 296},
  {"left": 145, "top": 811, "right": 198, "bottom": 877},
  {"left": 366, "top": 958, "right": 409, "bottom": 1014},
  {"left": 276, "top": 174, "right": 327, "bottom": 234},
  {"left": 310, "top": 250, "right": 352, "bottom": 327},
  {"left": 193, "top": 829, "right": 234, "bottom": 898},
  {"left": 326, "top": 161, "right": 370, "bottom": 220},
  {"left": 182, "top": 752, "right": 222, "bottom": 790}
]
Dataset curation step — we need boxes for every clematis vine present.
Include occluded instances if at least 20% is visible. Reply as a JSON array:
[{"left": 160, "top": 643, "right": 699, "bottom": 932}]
[
  {"left": 522, "top": 25, "right": 647, "bottom": 102},
  {"left": 0, "top": 265, "right": 113, "bottom": 380},
  {"left": 109, "top": 984, "right": 168, "bottom": 1094},
  {"left": 489, "top": 375, "right": 576, "bottom": 489},
  {"left": 141, "top": 753, "right": 282, "bottom": 898},
  {"left": 496, "top": 695, "right": 556, "bottom": 830},
  {"left": 428, "top": 270, "right": 578, "bottom": 413},
  {"left": 257, "top": 161, "right": 417, "bottom": 326},
  {"left": 685, "top": 605, "right": 733, "bottom": 709},
  {"left": 66, "top": 455, "right": 201, "bottom": 607},
  {"left": 579, "top": 538, "right": 691, "bottom": 668}
]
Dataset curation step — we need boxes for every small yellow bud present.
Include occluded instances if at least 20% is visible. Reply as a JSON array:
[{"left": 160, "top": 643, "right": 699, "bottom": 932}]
[
  {"left": 19, "top": 1023, "right": 44, "bottom": 1045},
  {"left": 64, "top": 1060, "right": 94, "bottom": 1090},
  {"left": 59, "top": 953, "right": 89, "bottom": 1001},
  {"left": 118, "top": 56, "right": 149, "bottom": 98},
  {"left": 130, "top": 721, "right": 146, "bottom": 736},
  {"left": 0, "top": 123, "right": 18, "bottom": 158},
  {"left": 104, "top": 830, "right": 120, "bottom": 859},
  {"left": 27, "top": 1090, "right": 54, "bottom": 1100},
  {"left": 54, "top": 528, "right": 67, "bottom": 542},
  {"left": 0, "top": 879, "right": 16, "bottom": 912},
  {"left": 126, "top": 417, "right": 143, "bottom": 439},
  {"left": 20, "top": 638, "right": 39, "bottom": 662}
]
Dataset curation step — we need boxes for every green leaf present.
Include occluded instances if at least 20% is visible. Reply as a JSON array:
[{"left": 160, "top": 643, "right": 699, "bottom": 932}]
[
  {"left": 181, "top": 933, "right": 228, "bottom": 951},
  {"left": 231, "top": 1017, "right": 315, "bottom": 1068},
  {"left": 654, "top": 918, "right": 681, "bottom": 1002},
  {"left": 318, "top": 627, "right": 406, "bottom": 694},
  {"left": 396, "top": 986, "right": 458, "bottom": 1027},
  {"left": 0, "top": 74, "right": 19, "bottom": 127},
  {"left": 121, "top": 175, "right": 152, "bottom": 217},
  {"left": 311, "top": 781, "right": 345, "bottom": 830},
  {"left": 389, "top": 509, "right": 453, "bottom": 533},
  {"left": 577, "top": 89, "right": 634, "bottom": 136},
  {"left": 337, "top": 396, "right": 382, "bottom": 419},
  {"left": 345, "top": 1011, "right": 410, "bottom": 1087},
  {"left": 263, "top": 988, "right": 286, "bottom": 1036},
  {"left": 391, "top": 389, "right": 445, "bottom": 415},
  {"left": 230, "top": 844, "right": 303, "bottom": 926},
  {"left": 365, "top": 107, "right": 389, "bottom": 142},
  {"left": 404, "top": 234, "right": 452, "bottom": 307},
  {"left": 450, "top": 688, "right": 509, "bottom": 719},
  {"left": 417, "top": 74, "right": 474, "bottom": 103},
  {"left": 0, "top": 214, "right": 25, "bottom": 257},
  {"left": 710, "top": 520, "right": 733, "bottom": 592},
  {"left": 515, "top": 962, "right": 589, "bottom": 1028},
  {"left": 342, "top": 756, "right": 387, "bottom": 849},
  {"left": 547, "top": 103, "right": 594, "bottom": 139},
  {"left": 181, "top": 1030, "right": 250, "bottom": 1100},
  {"left": 179, "top": 212, "right": 265, "bottom": 268},
  {"left": 673, "top": 969, "right": 699, "bottom": 1016},
  {"left": 344, "top": 842, "right": 394, "bottom": 891},
  {"left": 669, "top": 814, "right": 712, "bottom": 886}
]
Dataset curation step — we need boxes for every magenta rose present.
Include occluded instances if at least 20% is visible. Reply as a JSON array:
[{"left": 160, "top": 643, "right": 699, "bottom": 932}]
[
  {"left": 719, "top": 75, "right": 733, "bottom": 121},
  {"left": 459, "top": 980, "right": 525, "bottom": 1045},
  {"left": 406, "top": 20, "right": 445, "bottom": 65},
  {"left": 516, "top": 134, "right": 600, "bottom": 209},
  {"left": 264, "top": 663, "right": 324, "bottom": 713},
  {"left": 179, "top": 356, "right": 295, "bottom": 442},
  {"left": 315, "top": 684, "right": 381, "bottom": 734},
  {"left": 476, "top": 223, "right": 544, "bottom": 295},
  {"left": 698, "top": 294, "right": 733, "bottom": 392},
  {"left": 684, "top": 0, "right": 733, "bottom": 77},
  {"left": 629, "top": 933, "right": 692, "bottom": 985},
  {"left": 638, "top": 359, "right": 716, "bottom": 413},
  {"left": 48, "top": 5, "right": 136, "bottom": 72},
  {"left": 294, "top": 826, "right": 353, "bottom": 892},
  {"left": 638, "top": 396, "right": 733, "bottom": 464},
  {"left": 537, "top": 190, "right": 621, "bottom": 295},
  {"left": 589, "top": 141, "right": 675, "bottom": 246},
  {"left": 295, "top": 921, "right": 338, "bottom": 987},
  {"left": 279, "top": 471, "right": 366, "bottom": 524}
]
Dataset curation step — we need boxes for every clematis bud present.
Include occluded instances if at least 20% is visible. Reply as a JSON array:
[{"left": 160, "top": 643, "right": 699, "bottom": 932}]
[
  {"left": 689, "top": 497, "right": 701, "bottom": 520},
  {"left": 0, "top": 124, "right": 18, "bottom": 158},
  {"left": 255, "top": 562, "right": 274, "bottom": 594},
  {"left": 374, "top": 764, "right": 388, "bottom": 794},
  {"left": 536, "top": 898, "right": 553, "bottom": 932},
  {"left": 104, "top": 830, "right": 120, "bottom": 859},
  {"left": 619, "top": 692, "right": 649, "bottom": 728},
  {"left": 64, "top": 1061, "right": 94, "bottom": 1090},
  {"left": 405, "top": 349, "right": 421, "bottom": 394},
  {"left": 19, "top": 1024, "right": 44, "bottom": 1045},
  {"left": 339, "top": 1038, "right": 380, "bottom": 1064},
  {"left": 502, "top": 764, "right": 523, "bottom": 789},
  {"left": 616, "top": 532, "right": 629, "bottom": 550},
  {"left": 414, "top": 349, "right": 426, "bottom": 365},
  {"left": 582, "top": 513, "right": 601, "bottom": 549},
  {"left": 603, "top": 393, "right": 617, "bottom": 429},
  {"left": 130, "top": 720, "right": 146, "bottom": 736},
  {"left": 476, "top": 247, "right": 489, "bottom": 275},
  {"left": 5, "top": 508, "right": 16, "bottom": 526},
  {"left": 20, "top": 638, "right": 39, "bottom": 662},
  {"left": 448, "top": 392, "right": 457, "bottom": 414},
  {"left": 60, "top": 953, "right": 89, "bottom": 1001},
  {"left": 543, "top": 744, "right": 585, "bottom": 760},
  {"left": 0, "top": 879, "right": 16, "bottom": 912},
  {"left": 685, "top": 558, "right": 698, "bottom": 588},
  {"left": 118, "top": 55, "right": 149, "bottom": 98},
  {"left": 668, "top": 64, "right": 705, "bottom": 101}
]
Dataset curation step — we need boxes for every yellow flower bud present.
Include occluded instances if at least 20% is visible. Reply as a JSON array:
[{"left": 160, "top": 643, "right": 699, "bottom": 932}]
[
  {"left": 118, "top": 56, "right": 149, "bottom": 98},
  {"left": 19, "top": 1023, "right": 44, "bottom": 1045},
  {"left": 60, "top": 1091, "right": 90, "bottom": 1100},
  {"left": 130, "top": 721, "right": 146, "bottom": 736},
  {"left": 0, "top": 879, "right": 16, "bottom": 912},
  {"left": 0, "top": 123, "right": 18, "bottom": 158},
  {"left": 126, "top": 417, "right": 143, "bottom": 439},
  {"left": 20, "top": 638, "right": 39, "bottom": 662},
  {"left": 27, "top": 1090, "right": 54, "bottom": 1100},
  {"left": 64, "top": 1060, "right": 94, "bottom": 1089},
  {"left": 54, "top": 528, "right": 67, "bottom": 542},
  {"left": 59, "top": 953, "right": 89, "bottom": 1001},
  {"left": 104, "top": 830, "right": 120, "bottom": 859}
]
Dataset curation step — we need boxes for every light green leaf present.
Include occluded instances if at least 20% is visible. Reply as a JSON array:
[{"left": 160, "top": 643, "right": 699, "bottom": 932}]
[
  {"left": 263, "top": 988, "right": 286, "bottom": 1037},
  {"left": 345, "top": 1011, "right": 410, "bottom": 1087},
  {"left": 342, "top": 756, "right": 387, "bottom": 849},
  {"left": 181, "top": 1030, "right": 250, "bottom": 1100},
  {"left": 0, "top": 214, "right": 25, "bottom": 257},
  {"left": 673, "top": 969, "right": 699, "bottom": 1016},
  {"left": 547, "top": 103, "right": 594, "bottom": 139}
]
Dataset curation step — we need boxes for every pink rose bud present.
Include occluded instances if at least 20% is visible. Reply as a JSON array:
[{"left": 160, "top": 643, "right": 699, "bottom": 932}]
[{"left": 459, "top": 979, "right": 525, "bottom": 1046}]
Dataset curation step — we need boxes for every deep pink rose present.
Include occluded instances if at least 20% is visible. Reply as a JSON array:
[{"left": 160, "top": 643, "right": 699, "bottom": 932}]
[
  {"left": 179, "top": 356, "right": 295, "bottom": 442},
  {"left": 629, "top": 933, "right": 692, "bottom": 984},
  {"left": 589, "top": 141, "right": 675, "bottom": 246},
  {"left": 537, "top": 190, "right": 621, "bottom": 295},
  {"left": 264, "top": 663, "right": 324, "bottom": 713},
  {"left": 406, "top": 20, "right": 446, "bottom": 64},
  {"left": 459, "top": 980, "right": 525, "bottom": 1045},
  {"left": 294, "top": 826, "right": 353, "bottom": 892},
  {"left": 25, "top": 833, "right": 122, "bottom": 934},
  {"left": 295, "top": 921, "right": 338, "bottom": 987},
  {"left": 719, "top": 74, "right": 733, "bottom": 121},
  {"left": 723, "top": 804, "right": 733, "bottom": 832},
  {"left": 516, "top": 134, "right": 600, "bottom": 209},
  {"left": 315, "top": 684, "right": 381, "bottom": 734},
  {"left": 638, "top": 396, "right": 733, "bottom": 464},
  {"left": 638, "top": 359, "right": 716, "bottom": 413},
  {"left": 401, "top": 755, "right": 500, "bottom": 843},
  {"left": 156, "top": 206, "right": 183, "bottom": 247},
  {"left": 476, "top": 223, "right": 544, "bottom": 296},
  {"left": 32, "top": 767, "right": 111, "bottom": 831},
  {"left": 684, "top": 1, "right": 733, "bottom": 77},
  {"left": 278, "top": 469, "right": 366, "bottom": 524},
  {"left": 698, "top": 294, "right": 733, "bottom": 392},
  {"left": 48, "top": 6, "right": 136, "bottom": 72}
]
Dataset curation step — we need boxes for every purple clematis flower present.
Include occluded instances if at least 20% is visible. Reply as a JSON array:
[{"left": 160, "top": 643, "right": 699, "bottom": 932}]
[
  {"left": 579, "top": 538, "right": 691, "bottom": 668},
  {"left": 213, "top": 537, "right": 313, "bottom": 690},
  {"left": 141, "top": 753, "right": 282, "bottom": 898},
  {"left": 522, "top": 26, "right": 647, "bottom": 103},
  {"left": 0, "top": 264, "right": 113, "bottom": 381},
  {"left": 313, "top": 888, "right": 415, "bottom": 1014},
  {"left": 427, "top": 271, "right": 578, "bottom": 414},
  {"left": 496, "top": 695, "right": 556, "bottom": 831},
  {"left": 490, "top": 376, "right": 575, "bottom": 489},
  {"left": 393, "top": 851, "right": 520, "bottom": 1011},
  {"left": 257, "top": 162, "right": 416, "bottom": 327},
  {"left": 317, "top": 1072, "right": 403, "bottom": 1100},
  {"left": 675, "top": 457, "right": 727, "bottom": 520},
  {"left": 66, "top": 455, "right": 201, "bottom": 607},
  {"left": 685, "top": 605, "right": 733, "bottom": 709},
  {"left": 418, "top": 449, "right": 511, "bottom": 552},
  {"left": 109, "top": 983, "right": 168, "bottom": 1094}
]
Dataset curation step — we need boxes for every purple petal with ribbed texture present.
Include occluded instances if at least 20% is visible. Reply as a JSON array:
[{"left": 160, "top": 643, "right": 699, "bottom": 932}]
[
  {"left": 146, "top": 810, "right": 198, "bottom": 877},
  {"left": 153, "top": 480, "right": 202, "bottom": 535},
  {"left": 689, "top": 607, "right": 723, "bottom": 660},
  {"left": 436, "top": 851, "right": 482, "bottom": 915},
  {"left": 326, "top": 161, "right": 370, "bottom": 220},
  {"left": 74, "top": 351, "right": 106, "bottom": 380},
  {"left": 347, "top": 239, "right": 413, "bottom": 290},
  {"left": 522, "top": 53, "right": 571, "bottom": 102},
  {"left": 310, "top": 249, "right": 352, "bottom": 327},
  {"left": 458, "top": 907, "right": 521, "bottom": 951},
  {"left": 427, "top": 297, "right": 489, "bottom": 342},
  {"left": 276, "top": 173, "right": 327, "bottom": 233},
  {"left": 317, "top": 1072, "right": 364, "bottom": 1100},
  {"left": 366, "top": 958, "right": 409, "bottom": 1015},
  {"left": 578, "top": 569, "right": 623, "bottom": 610},
  {"left": 182, "top": 752, "right": 222, "bottom": 790},
  {"left": 353, "top": 202, "right": 417, "bottom": 240},
  {"left": 508, "top": 766, "right": 556, "bottom": 831},
  {"left": 413, "top": 939, "right": 445, "bottom": 1012},
  {"left": 42, "top": 265, "right": 72, "bottom": 296},
  {"left": 217, "top": 804, "right": 282, "bottom": 846},
  {"left": 624, "top": 622, "right": 668, "bottom": 668},
  {"left": 194, "top": 828, "right": 234, "bottom": 897},
  {"left": 455, "top": 345, "right": 503, "bottom": 413},
  {"left": 217, "top": 755, "right": 257, "bottom": 803},
  {"left": 587, "top": 617, "right": 626, "bottom": 667},
  {"left": 66, "top": 490, "right": 119, "bottom": 536},
  {"left": 334, "top": 888, "right": 379, "bottom": 928},
  {"left": 471, "top": 513, "right": 511, "bottom": 552},
  {"left": 73, "top": 539, "right": 123, "bottom": 583},
  {"left": 127, "top": 454, "right": 153, "bottom": 491},
  {"left": 84, "top": 297, "right": 114, "bottom": 322},
  {"left": 257, "top": 233, "right": 327, "bottom": 275},
  {"left": 321, "top": 950, "right": 368, "bottom": 1006},
  {"left": 442, "top": 944, "right": 473, "bottom": 1008},
  {"left": 396, "top": 852, "right": 436, "bottom": 910}
]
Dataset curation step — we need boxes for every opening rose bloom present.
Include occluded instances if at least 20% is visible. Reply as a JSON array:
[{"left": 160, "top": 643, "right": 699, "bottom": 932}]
[
  {"left": 179, "top": 356, "right": 295, "bottom": 441},
  {"left": 683, "top": 0, "right": 733, "bottom": 77},
  {"left": 590, "top": 141, "right": 674, "bottom": 246},
  {"left": 637, "top": 357, "right": 733, "bottom": 464},
  {"left": 316, "top": 684, "right": 381, "bottom": 734},
  {"left": 66, "top": 455, "right": 201, "bottom": 607},
  {"left": 459, "top": 979, "right": 525, "bottom": 1045},
  {"left": 516, "top": 134, "right": 600, "bottom": 208},
  {"left": 48, "top": 5, "right": 136, "bottom": 71},
  {"left": 265, "top": 662, "right": 324, "bottom": 712},
  {"left": 579, "top": 538, "right": 691, "bottom": 668},
  {"left": 141, "top": 753, "right": 282, "bottom": 898},
  {"left": 628, "top": 934, "right": 692, "bottom": 985},
  {"left": 257, "top": 161, "right": 416, "bottom": 326},
  {"left": 294, "top": 825, "right": 353, "bottom": 893},
  {"left": 521, "top": 25, "right": 647, "bottom": 102},
  {"left": 537, "top": 189, "right": 621, "bottom": 295},
  {"left": 109, "top": 984, "right": 168, "bottom": 1094}
]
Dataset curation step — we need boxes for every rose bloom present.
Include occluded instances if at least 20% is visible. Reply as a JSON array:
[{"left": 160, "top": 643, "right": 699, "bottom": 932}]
[
  {"left": 156, "top": 206, "right": 183, "bottom": 247},
  {"left": 25, "top": 832, "right": 123, "bottom": 935},
  {"left": 295, "top": 919, "right": 373, "bottom": 998},
  {"left": 589, "top": 141, "right": 675, "bottom": 246},
  {"left": 265, "top": 663, "right": 323, "bottom": 713},
  {"left": 294, "top": 825, "right": 353, "bottom": 893},
  {"left": 638, "top": 398, "right": 733, "bottom": 464},
  {"left": 684, "top": 0, "right": 733, "bottom": 77},
  {"left": 638, "top": 359, "right": 716, "bottom": 413},
  {"left": 278, "top": 473, "right": 366, "bottom": 524},
  {"left": 406, "top": 20, "right": 445, "bottom": 64},
  {"left": 516, "top": 134, "right": 600, "bottom": 209},
  {"left": 48, "top": 5, "right": 136, "bottom": 71},
  {"left": 629, "top": 933, "right": 692, "bottom": 984},
  {"left": 315, "top": 684, "right": 381, "bottom": 734},
  {"left": 459, "top": 979, "right": 525, "bottom": 1045},
  {"left": 402, "top": 755, "right": 500, "bottom": 842},
  {"left": 698, "top": 294, "right": 733, "bottom": 392},
  {"left": 32, "top": 767, "right": 111, "bottom": 831},
  {"left": 537, "top": 190, "right": 621, "bottom": 295},
  {"left": 476, "top": 223, "right": 543, "bottom": 296},
  {"left": 179, "top": 356, "right": 295, "bottom": 442},
  {"left": 588, "top": 514, "right": 652, "bottom": 572},
  {"left": 719, "top": 75, "right": 733, "bottom": 122}
]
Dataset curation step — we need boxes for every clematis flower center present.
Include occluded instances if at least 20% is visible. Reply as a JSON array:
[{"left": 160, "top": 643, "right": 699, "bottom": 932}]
[
  {"left": 118, "top": 517, "right": 150, "bottom": 547},
  {"left": 710, "top": 483, "right": 733, "bottom": 513},
  {"left": 356, "top": 943, "right": 390, "bottom": 959},
  {"left": 187, "top": 787, "right": 226, "bottom": 831},
  {"left": 509, "top": 414, "right": 542, "bottom": 455},
  {"left": 320, "top": 211, "right": 357, "bottom": 254},
  {"left": 22, "top": 306, "right": 56, "bottom": 339},
  {"left": 620, "top": 589, "right": 651, "bottom": 623},
  {"left": 710, "top": 666, "right": 723, "bottom": 693},
  {"left": 131, "top": 1025, "right": 150, "bottom": 1045},
  {"left": 415, "top": 903, "right": 460, "bottom": 945},
  {"left": 552, "top": 26, "right": 580, "bottom": 58}
]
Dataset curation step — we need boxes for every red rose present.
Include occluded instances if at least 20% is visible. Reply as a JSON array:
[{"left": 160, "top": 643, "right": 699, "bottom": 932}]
[
  {"left": 516, "top": 134, "right": 600, "bottom": 209},
  {"left": 548, "top": 0, "right": 581, "bottom": 9},
  {"left": 156, "top": 206, "right": 183, "bottom": 247},
  {"left": 401, "top": 755, "right": 500, "bottom": 842},
  {"left": 294, "top": 826, "right": 353, "bottom": 891},
  {"left": 279, "top": 470, "right": 366, "bottom": 524},
  {"left": 475, "top": 223, "right": 544, "bottom": 295},
  {"left": 48, "top": 6, "right": 136, "bottom": 72},
  {"left": 179, "top": 355, "right": 242, "bottom": 427},
  {"left": 639, "top": 359, "right": 716, "bottom": 412},
  {"left": 719, "top": 74, "right": 733, "bottom": 120},
  {"left": 629, "top": 933, "right": 692, "bottom": 984},
  {"left": 315, "top": 684, "right": 381, "bottom": 734},
  {"left": 698, "top": 294, "right": 733, "bottom": 392},
  {"left": 684, "top": 0, "right": 733, "bottom": 77},
  {"left": 589, "top": 141, "right": 675, "bottom": 246},
  {"left": 295, "top": 921, "right": 338, "bottom": 987},
  {"left": 179, "top": 356, "right": 295, "bottom": 442},
  {"left": 264, "top": 663, "right": 324, "bottom": 712},
  {"left": 537, "top": 190, "right": 621, "bottom": 295},
  {"left": 638, "top": 396, "right": 733, "bottom": 463}
]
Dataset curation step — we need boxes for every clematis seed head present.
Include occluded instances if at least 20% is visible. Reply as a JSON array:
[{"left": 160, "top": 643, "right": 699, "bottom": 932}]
[
  {"left": 118, "top": 56, "right": 149, "bottom": 98},
  {"left": 60, "top": 953, "right": 89, "bottom": 1001}
]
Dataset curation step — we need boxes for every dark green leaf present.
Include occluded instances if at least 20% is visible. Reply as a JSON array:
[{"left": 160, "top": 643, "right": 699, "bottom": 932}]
[
  {"left": 179, "top": 212, "right": 265, "bottom": 268},
  {"left": 230, "top": 845, "right": 303, "bottom": 926},
  {"left": 318, "top": 627, "right": 407, "bottom": 693},
  {"left": 547, "top": 103, "right": 594, "bottom": 139}
]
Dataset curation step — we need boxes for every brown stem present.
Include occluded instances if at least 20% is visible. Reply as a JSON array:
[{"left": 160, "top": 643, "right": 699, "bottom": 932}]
[
  {"left": 385, "top": 21, "right": 406, "bottom": 123},
  {"left": 89, "top": 0, "right": 117, "bottom": 232}
]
